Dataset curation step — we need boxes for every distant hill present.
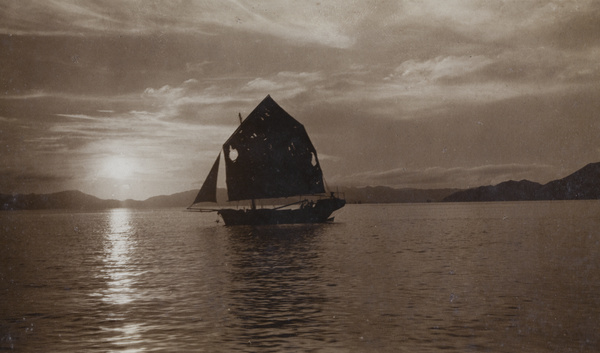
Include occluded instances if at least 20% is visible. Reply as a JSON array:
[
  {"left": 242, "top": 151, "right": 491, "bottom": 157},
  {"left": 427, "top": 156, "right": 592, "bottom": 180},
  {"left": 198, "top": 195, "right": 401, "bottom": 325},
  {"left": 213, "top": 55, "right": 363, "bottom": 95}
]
[
  {"left": 0, "top": 190, "right": 122, "bottom": 211},
  {"left": 441, "top": 180, "right": 542, "bottom": 202},
  {"left": 339, "top": 186, "right": 459, "bottom": 204},
  {"left": 535, "top": 162, "right": 600, "bottom": 200},
  {"left": 1, "top": 186, "right": 458, "bottom": 211},
  {"left": 0, "top": 190, "right": 202, "bottom": 211},
  {"left": 443, "top": 162, "right": 600, "bottom": 202},
  {"left": 120, "top": 190, "right": 200, "bottom": 209},
  {"left": 3, "top": 163, "right": 599, "bottom": 210}
]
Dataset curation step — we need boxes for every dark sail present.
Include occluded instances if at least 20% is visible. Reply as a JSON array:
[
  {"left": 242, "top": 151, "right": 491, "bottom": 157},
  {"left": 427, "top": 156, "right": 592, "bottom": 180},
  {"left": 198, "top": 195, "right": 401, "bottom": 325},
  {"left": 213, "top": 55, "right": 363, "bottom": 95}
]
[
  {"left": 223, "top": 95, "right": 325, "bottom": 201},
  {"left": 193, "top": 153, "right": 220, "bottom": 203}
]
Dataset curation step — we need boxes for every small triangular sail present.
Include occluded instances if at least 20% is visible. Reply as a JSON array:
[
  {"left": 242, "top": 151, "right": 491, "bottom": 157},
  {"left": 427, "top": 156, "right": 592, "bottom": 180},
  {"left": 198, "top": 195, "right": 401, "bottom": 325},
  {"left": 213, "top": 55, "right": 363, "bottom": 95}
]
[
  {"left": 223, "top": 95, "right": 325, "bottom": 201},
  {"left": 193, "top": 153, "right": 220, "bottom": 204}
]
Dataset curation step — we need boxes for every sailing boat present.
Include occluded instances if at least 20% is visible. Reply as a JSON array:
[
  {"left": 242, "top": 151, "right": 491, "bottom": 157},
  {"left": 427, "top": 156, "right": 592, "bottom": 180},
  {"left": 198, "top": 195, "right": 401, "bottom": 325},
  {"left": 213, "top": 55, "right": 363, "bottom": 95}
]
[{"left": 189, "top": 95, "right": 345, "bottom": 225}]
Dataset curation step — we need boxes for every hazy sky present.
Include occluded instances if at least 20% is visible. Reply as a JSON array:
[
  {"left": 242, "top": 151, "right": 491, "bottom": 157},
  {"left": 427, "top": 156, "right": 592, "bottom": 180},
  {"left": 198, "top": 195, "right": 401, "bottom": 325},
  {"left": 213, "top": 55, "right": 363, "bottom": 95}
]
[{"left": 1, "top": 1, "right": 599, "bottom": 200}]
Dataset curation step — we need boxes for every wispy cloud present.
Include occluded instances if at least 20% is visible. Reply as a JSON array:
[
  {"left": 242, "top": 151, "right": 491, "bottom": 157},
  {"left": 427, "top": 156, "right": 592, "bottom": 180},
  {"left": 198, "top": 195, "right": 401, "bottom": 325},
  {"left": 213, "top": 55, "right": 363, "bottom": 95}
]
[
  {"left": 386, "top": 56, "right": 494, "bottom": 83},
  {"left": 0, "top": 0, "right": 358, "bottom": 48},
  {"left": 241, "top": 71, "right": 323, "bottom": 99}
]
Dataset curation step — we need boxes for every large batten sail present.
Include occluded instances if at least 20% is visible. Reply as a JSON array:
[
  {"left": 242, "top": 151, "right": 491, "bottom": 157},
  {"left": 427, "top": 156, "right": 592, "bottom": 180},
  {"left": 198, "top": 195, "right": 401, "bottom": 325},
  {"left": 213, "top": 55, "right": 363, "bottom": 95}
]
[
  {"left": 189, "top": 95, "right": 344, "bottom": 225},
  {"left": 193, "top": 153, "right": 220, "bottom": 204},
  {"left": 223, "top": 95, "right": 325, "bottom": 201}
]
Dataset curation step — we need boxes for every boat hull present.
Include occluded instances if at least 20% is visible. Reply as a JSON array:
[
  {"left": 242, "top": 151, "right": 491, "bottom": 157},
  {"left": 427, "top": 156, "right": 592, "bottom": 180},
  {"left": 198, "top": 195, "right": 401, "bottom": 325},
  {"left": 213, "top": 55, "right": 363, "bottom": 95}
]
[{"left": 218, "top": 198, "right": 346, "bottom": 226}]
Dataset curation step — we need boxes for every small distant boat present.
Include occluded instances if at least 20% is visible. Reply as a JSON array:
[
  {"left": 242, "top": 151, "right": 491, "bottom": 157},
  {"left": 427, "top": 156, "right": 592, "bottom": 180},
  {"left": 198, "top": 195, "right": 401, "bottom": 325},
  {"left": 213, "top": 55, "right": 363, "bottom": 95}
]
[{"left": 188, "top": 95, "right": 345, "bottom": 226}]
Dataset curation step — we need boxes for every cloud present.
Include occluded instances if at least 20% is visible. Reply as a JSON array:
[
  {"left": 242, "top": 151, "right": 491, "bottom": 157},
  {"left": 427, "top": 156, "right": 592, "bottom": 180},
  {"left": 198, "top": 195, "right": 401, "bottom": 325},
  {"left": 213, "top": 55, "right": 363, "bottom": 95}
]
[
  {"left": 383, "top": 1, "right": 598, "bottom": 44},
  {"left": 0, "top": 1, "right": 358, "bottom": 48},
  {"left": 0, "top": 169, "right": 73, "bottom": 194},
  {"left": 386, "top": 55, "right": 494, "bottom": 83},
  {"left": 0, "top": 1, "right": 216, "bottom": 36},
  {"left": 0, "top": 116, "right": 18, "bottom": 123},
  {"left": 241, "top": 72, "right": 323, "bottom": 99},
  {"left": 0, "top": 169, "right": 71, "bottom": 183},
  {"left": 137, "top": 73, "right": 327, "bottom": 123},
  {"left": 521, "top": 1, "right": 600, "bottom": 50},
  {"left": 55, "top": 113, "right": 103, "bottom": 121},
  {"left": 221, "top": 1, "right": 358, "bottom": 48},
  {"left": 242, "top": 78, "right": 282, "bottom": 92}
]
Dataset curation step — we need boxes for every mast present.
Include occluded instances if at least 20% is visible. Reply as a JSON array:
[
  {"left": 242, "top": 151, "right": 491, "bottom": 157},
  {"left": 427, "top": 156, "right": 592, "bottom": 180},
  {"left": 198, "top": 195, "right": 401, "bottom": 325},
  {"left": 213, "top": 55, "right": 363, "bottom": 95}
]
[{"left": 237, "top": 110, "right": 256, "bottom": 210}]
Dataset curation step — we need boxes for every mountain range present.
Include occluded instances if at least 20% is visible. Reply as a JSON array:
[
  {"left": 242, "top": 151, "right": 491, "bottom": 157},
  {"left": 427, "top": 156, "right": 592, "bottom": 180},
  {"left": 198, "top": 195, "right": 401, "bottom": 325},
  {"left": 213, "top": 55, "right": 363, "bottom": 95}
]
[
  {"left": 0, "top": 189, "right": 203, "bottom": 211},
  {"left": 1, "top": 162, "right": 598, "bottom": 210},
  {"left": 442, "top": 162, "right": 600, "bottom": 202},
  {"left": 0, "top": 187, "right": 458, "bottom": 211}
]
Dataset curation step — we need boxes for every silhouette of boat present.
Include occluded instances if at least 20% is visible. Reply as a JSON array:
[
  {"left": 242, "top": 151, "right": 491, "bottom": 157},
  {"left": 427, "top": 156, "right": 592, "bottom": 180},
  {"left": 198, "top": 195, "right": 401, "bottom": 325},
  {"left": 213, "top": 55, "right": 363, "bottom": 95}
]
[{"left": 189, "top": 95, "right": 345, "bottom": 225}]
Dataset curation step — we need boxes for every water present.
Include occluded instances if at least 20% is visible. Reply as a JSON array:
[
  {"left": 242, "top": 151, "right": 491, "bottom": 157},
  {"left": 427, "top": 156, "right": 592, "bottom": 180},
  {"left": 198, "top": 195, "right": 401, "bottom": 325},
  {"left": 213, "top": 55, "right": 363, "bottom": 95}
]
[{"left": 1, "top": 202, "right": 599, "bottom": 352}]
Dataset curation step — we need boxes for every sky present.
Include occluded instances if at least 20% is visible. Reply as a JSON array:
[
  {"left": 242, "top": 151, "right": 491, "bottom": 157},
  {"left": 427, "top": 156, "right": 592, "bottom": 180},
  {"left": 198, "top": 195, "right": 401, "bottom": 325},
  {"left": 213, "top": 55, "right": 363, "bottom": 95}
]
[{"left": 1, "top": 0, "right": 599, "bottom": 200}]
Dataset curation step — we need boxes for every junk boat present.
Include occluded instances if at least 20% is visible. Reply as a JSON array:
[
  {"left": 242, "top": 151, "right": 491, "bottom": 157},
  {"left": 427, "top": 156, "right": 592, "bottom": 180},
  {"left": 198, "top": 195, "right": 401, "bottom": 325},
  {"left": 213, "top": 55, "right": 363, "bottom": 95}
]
[{"left": 188, "top": 95, "right": 345, "bottom": 225}]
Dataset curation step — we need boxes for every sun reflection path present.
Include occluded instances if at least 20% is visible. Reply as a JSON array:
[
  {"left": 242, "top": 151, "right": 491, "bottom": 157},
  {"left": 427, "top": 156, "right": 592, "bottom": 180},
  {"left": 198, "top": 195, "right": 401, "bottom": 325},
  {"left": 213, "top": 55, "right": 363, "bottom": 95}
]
[
  {"left": 98, "top": 209, "right": 148, "bottom": 352},
  {"left": 103, "top": 208, "right": 138, "bottom": 305}
]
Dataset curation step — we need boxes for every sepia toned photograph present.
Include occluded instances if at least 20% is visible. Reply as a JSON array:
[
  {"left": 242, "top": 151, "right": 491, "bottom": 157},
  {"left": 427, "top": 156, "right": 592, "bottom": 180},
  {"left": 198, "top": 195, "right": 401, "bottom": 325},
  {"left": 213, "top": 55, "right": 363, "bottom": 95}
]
[{"left": 1, "top": 1, "right": 599, "bottom": 351}]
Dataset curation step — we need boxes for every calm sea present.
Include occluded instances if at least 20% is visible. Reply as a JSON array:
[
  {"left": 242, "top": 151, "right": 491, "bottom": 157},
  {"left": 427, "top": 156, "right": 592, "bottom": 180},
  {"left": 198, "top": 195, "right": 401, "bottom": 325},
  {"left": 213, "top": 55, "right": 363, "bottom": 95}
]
[{"left": 1, "top": 202, "right": 599, "bottom": 352}]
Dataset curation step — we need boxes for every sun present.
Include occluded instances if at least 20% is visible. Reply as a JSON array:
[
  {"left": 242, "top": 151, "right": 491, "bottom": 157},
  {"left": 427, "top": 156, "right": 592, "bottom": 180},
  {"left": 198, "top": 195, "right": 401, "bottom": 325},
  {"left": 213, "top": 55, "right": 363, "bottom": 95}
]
[{"left": 99, "top": 156, "right": 136, "bottom": 180}]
